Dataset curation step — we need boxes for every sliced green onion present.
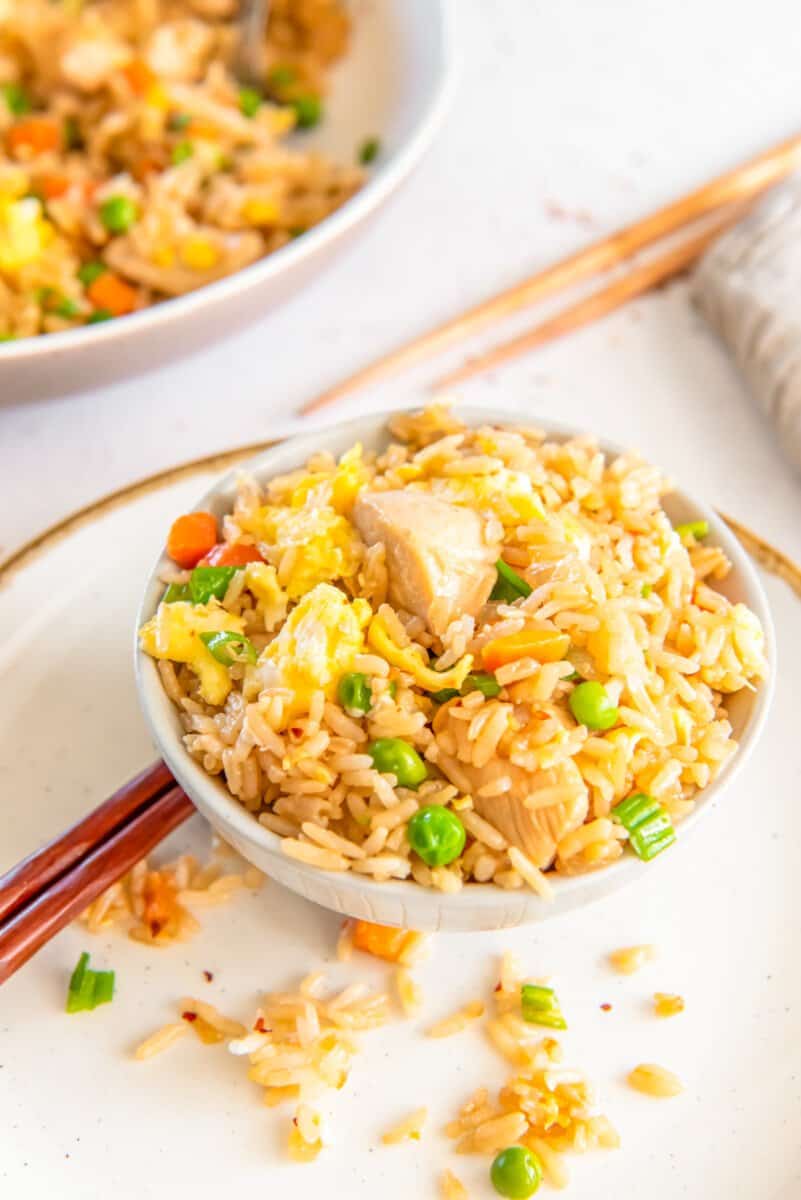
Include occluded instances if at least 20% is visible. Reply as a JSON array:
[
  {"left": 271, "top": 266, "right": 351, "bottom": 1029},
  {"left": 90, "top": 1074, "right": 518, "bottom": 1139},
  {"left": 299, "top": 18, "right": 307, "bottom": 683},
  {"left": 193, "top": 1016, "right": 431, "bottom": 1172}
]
[
  {"left": 564, "top": 669, "right": 582, "bottom": 682},
  {"left": 163, "top": 582, "right": 190, "bottom": 603},
  {"left": 2, "top": 83, "right": 31, "bottom": 116},
  {"left": 641, "top": 583, "right": 653, "bottom": 598},
  {"left": 87, "top": 309, "right": 112, "bottom": 324},
  {"left": 291, "top": 94, "right": 322, "bottom": 129},
  {"left": 0, "top": 333, "right": 16, "bottom": 342},
  {"left": 66, "top": 952, "right": 115, "bottom": 1013},
  {"left": 432, "top": 671, "right": 501, "bottom": 705},
  {"left": 490, "top": 559, "right": 532, "bottom": 604},
  {"left": 612, "top": 792, "right": 676, "bottom": 862},
  {"left": 464, "top": 672, "right": 501, "bottom": 699},
  {"left": 168, "top": 112, "right": 192, "bottom": 132},
  {"left": 199, "top": 630, "right": 257, "bottom": 666},
  {"left": 675, "top": 520, "right": 709, "bottom": 541},
  {"left": 78, "top": 261, "right": 107, "bottom": 286},
  {"left": 189, "top": 565, "right": 238, "bottom": 605},
  {"left": 239, "top": 87, "right": 263, "bottom": 118},
  {"left": 521, "top": 983, "right": 567, "bottom": 1030},
  {"left": 289, "top": 226, "right": 307, "bottom": 239},
  {"left": 359, "top": 136, "right": 381, "bottom": 165},
  {"left": 171, "top": 140, "right": 193, "bottom": 165}
]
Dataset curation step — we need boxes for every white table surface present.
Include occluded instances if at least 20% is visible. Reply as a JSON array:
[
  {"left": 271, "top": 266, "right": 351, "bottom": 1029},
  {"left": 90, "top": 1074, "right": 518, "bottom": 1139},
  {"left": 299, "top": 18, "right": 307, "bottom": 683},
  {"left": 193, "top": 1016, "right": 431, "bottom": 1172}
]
[{"left": 2, "top": 0, "right": 800, "bottom": 566}]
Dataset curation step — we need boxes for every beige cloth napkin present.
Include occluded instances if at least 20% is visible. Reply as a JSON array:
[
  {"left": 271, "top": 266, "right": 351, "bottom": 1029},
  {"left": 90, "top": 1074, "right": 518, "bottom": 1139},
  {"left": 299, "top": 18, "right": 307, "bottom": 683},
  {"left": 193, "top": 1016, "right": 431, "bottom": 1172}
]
[{"left": 693, "top": 177, "right": 801, "bottom": 472}]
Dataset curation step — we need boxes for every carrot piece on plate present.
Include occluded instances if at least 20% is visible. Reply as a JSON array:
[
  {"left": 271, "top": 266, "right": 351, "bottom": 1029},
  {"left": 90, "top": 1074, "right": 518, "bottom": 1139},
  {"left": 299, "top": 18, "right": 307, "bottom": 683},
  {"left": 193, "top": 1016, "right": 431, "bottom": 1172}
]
[
  {"left": 482, "top": 628, "right": 570, "bottom": 671},
  {"left": 7, "top": 116, "right": 60, "bottom": 156},
  {"left": 352, "top": 920, "right": 416, "bottom": 962},
  {"left": 200, "top": 542, "right": 264, "bottom": 568},
  {"left": 86, "top": 271, "right": 138, "bottom": 316}
]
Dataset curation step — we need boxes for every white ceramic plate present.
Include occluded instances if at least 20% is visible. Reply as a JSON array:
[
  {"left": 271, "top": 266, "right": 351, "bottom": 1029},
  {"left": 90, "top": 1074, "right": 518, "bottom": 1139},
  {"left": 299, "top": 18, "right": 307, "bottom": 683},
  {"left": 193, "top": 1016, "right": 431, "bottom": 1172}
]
[
  {"left": 0, "top": 448, "right": 798, "bottom": 1199},
  {"left": 0, "top": 0, "right": 453, "bottom": 404},
  {"left": 135, "top": 407, "right": 774, "bottom": 931}
]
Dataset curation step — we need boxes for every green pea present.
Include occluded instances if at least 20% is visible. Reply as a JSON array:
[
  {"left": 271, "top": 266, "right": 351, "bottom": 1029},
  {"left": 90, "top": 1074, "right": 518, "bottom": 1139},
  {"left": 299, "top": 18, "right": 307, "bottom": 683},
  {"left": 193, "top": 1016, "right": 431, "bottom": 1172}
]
[
  {"left": 168, "top": 112, "right": 192, "bottom": 132},
  {"left": 368, "top": 738, "right": 428, "bottom": 789},
  {"left": 239, "top": 87, "right": 263, "bottom": 118},
  {"left": 490, "top": 1146, "right": 543, "bottom": 1198},
  {"left": 338, "top": 672, "right": 372, "bottom": 714},
  {"left": 291, "top": 94, "right": 323, "bottom": 129},
  {"left": 2, "top": 83, "right": 30, "bottom": 116},
  {"left": 407, "top": 805, "right": 465, "bottom": 867},
  {"left": 99, "top": 195, "right": 139, "bottom": 234},
  {"left": 568, "top": 680, "right": 619, "bottom": 731},
  {"left": 171, "top": 140, "right": 193, "bottom": 165}
]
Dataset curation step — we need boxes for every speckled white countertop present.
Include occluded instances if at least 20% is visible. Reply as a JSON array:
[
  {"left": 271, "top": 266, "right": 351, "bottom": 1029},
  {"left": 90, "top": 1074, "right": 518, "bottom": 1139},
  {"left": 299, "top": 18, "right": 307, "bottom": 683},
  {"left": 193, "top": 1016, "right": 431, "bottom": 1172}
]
[{"left": 2, "top": 0, "right": 800, "bottom": 565}]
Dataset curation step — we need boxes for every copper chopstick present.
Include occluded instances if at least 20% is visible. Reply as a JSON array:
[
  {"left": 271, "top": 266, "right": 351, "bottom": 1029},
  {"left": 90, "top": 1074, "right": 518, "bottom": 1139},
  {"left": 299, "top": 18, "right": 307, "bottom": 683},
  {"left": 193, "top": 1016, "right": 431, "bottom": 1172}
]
[{"left": 0, "top": 782, "right": 193, "bottom": 985}]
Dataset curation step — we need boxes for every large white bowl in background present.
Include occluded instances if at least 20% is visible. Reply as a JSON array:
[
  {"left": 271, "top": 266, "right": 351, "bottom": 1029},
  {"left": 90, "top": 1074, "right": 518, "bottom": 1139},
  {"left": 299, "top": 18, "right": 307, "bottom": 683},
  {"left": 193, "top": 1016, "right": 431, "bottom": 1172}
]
[
  {"left": 1, "top": 0, "right": 453, "bottom": 404},
  {"left": 135, "top": 407, "right": 775, "bottom": 931}
]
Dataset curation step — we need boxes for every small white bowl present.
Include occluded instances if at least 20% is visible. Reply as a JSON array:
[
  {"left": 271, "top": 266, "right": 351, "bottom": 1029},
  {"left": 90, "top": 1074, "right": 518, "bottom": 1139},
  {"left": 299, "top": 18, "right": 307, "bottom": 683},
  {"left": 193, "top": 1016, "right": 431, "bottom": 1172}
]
[
  {"left": 1, "top": 0, "right": 453, "bottom": 404},
  {"left": 135, "top": 407, "right": 775, "bottom": 931}
]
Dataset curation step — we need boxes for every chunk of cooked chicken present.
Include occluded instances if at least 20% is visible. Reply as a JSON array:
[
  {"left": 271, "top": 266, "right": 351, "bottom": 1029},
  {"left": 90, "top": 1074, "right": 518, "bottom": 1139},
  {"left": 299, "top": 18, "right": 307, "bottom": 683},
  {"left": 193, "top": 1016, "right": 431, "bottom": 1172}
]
[
  {"left": 352, "top": 490, "right": 500, "bottom": 636},
  {"left": 433, "top": 705, "right": 588, "bottom": 867}
]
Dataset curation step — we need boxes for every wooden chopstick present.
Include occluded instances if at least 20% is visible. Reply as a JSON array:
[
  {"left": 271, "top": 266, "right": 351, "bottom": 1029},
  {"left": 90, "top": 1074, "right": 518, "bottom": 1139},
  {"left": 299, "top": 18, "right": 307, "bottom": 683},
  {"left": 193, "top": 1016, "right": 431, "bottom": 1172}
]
[
  {"left": 300, "top": 131, "right": 801, "bottom": 414},
  {"left": 0, "top": 760, "right": 174, "bottom": 924},
  {"left": 435, "top": 210, "right": 744, "bottom": 390},
  {"left": 0, "top": 773, "right": 193, "bottom": 985}
]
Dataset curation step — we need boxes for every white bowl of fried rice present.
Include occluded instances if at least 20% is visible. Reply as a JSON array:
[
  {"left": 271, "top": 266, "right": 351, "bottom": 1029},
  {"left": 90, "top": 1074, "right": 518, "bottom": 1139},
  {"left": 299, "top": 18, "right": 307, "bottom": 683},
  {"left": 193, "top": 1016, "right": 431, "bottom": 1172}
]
[
  {"left": 135, "top": 405, "right": 774, "bottom": 931},
  {"left": 0, "top": 0, "right": 452, "bottom": 402}
]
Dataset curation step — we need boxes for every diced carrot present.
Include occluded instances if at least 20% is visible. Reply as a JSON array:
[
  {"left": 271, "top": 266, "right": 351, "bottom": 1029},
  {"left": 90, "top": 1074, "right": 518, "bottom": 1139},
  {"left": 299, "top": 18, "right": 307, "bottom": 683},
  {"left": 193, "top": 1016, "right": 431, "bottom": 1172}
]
[
  {"left": 199, "top": 542, "right": 264, "bottom": 568},
  {"left": 39, "top": 174, "right": 71, "bottom": 200},
  {"left": 166, "top": 511, "right": 218, "bottom": 569},
  {"left": 351, "top": 920, "right": 416, "bottom": 963},
  {"left": 132, "top": 155, "right": 165, "bottom": 181},
  {"left": 482, "top": 627, "right": 571, "bottom": 671},
  {"left": 122, "top": 59, "right": 157, "bottom": 95},
  {"left": 7, "top": 117, "right": 61, "bottom": 156},
  {"left": 86, "top": 271, "right": 138, "bottom": 316}
]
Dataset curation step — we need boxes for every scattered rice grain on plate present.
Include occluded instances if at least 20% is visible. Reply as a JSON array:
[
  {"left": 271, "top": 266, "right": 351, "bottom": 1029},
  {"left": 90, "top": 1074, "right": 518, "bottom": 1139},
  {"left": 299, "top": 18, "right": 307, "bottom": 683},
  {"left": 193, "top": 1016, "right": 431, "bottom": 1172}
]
[
  {"left": 381, "top": 1107, "right": 428, "bottom": 1145},
  {"left": 627, "top": 1063, "right": 684, "bottom": 1097},
  {"left": 608, "top": 945, "right": 657, "bottom": 975}
]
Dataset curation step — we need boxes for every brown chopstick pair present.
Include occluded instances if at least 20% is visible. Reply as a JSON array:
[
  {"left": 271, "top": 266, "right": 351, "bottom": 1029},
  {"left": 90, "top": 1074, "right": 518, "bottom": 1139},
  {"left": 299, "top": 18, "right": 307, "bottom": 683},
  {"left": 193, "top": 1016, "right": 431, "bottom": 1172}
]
[
  {"left": 301, "top": 131, "right": 801, "bottom": 411},
  {"left": 0, "top": 762, "right": 193, "bottom": 985}
]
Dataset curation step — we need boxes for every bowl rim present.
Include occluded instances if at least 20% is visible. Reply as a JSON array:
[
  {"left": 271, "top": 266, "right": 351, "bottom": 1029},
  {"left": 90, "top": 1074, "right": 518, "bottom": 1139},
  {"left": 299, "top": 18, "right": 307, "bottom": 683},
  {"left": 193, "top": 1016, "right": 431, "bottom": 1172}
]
[
  {"left": 0, "top": 0, "right": 454, "bottom": 364},
  {"left": 135, "top": 404, "right": 776, "bottom": 920}
]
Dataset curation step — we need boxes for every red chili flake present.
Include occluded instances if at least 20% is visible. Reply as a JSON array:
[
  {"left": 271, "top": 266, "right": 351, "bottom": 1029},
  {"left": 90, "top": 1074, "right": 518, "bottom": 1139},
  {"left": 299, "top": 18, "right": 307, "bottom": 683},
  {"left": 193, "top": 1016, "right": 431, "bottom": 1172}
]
[
  {"left": 182, "top": 1010, "right": 198, "bottom": 1022},
  {"left": 290, "top": 727, "right": 303, "bottom": 739},
  {"left": 202, "top": 970, "right": 213, "bottom": 983},
  {"left": 253, "top": 1016, "right": 267, "bottom": 1033},
  {"left": 600, "top": 1002, "right": 613, "bottom": 1012},
  {"left": 149, "top": 920, "right": 163, "bottom": 937},
  {"left": 292, "top": 1117, "right": 298, "bottom": 1127},
  {"left": 494, "top": 982, "right": 502, "bottom": 993}
]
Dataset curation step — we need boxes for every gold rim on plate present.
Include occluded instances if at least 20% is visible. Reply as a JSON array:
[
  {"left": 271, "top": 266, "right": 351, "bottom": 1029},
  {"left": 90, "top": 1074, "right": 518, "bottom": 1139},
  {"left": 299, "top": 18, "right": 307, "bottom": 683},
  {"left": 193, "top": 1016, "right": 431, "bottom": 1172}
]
[{"left": 1, "top": 440, "right": 799, "bottom": 601}]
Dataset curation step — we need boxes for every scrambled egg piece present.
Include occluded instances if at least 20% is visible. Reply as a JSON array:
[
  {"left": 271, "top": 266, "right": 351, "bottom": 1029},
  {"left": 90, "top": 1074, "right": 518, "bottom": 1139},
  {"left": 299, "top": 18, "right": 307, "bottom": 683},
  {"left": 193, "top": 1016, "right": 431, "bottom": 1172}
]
[
  {"left": 255, "top": 583, "right": 370, "bottom": 724},
  {"left": 418, "top": 468, "right": 545, "bottom": 526},
  {"left": 244, "top": 562, "right": 288, "bottom": 631},
  {"left": 139, "top": 601, "right": 245, "bottom": 706},
  {"left": 0, "top": 195, "right": 52, "bottom": 272},
  {"left": 367, "top": 613, "right": 473, "bottom": 693},
  {"left": 289, "top": 445, "right": 368, "bottom": 514},
  {"left": 238, "top": 503, "right": 361, "bottom": 599}
]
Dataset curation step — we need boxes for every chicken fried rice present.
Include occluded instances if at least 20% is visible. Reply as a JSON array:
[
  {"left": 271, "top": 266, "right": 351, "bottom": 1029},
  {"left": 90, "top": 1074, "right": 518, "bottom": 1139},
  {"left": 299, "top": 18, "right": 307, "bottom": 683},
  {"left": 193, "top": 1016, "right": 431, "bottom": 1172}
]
[
  {"left": 139, "top": 407, "right": 768, "bottom": 895},
  {"left": 0, "top": 0, "right": 361, "bottom": 339}
]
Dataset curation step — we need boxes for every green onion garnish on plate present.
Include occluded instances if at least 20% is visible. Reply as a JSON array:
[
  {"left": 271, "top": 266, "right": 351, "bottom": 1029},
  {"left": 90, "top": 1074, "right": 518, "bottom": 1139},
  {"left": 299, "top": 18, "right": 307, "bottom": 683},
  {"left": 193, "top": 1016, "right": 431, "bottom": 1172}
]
[
  {"left": 675, "top": 520, "right": 709, "bottom": 541},
  {"left": 521, "top": 983, "right": 567, "bottom": 1030},
  {"left": 66, "top": 952, "right": 115, "bottom": 1013},
  {"left": 612, "top": 792, "right": 676, "bottom": 861}
]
